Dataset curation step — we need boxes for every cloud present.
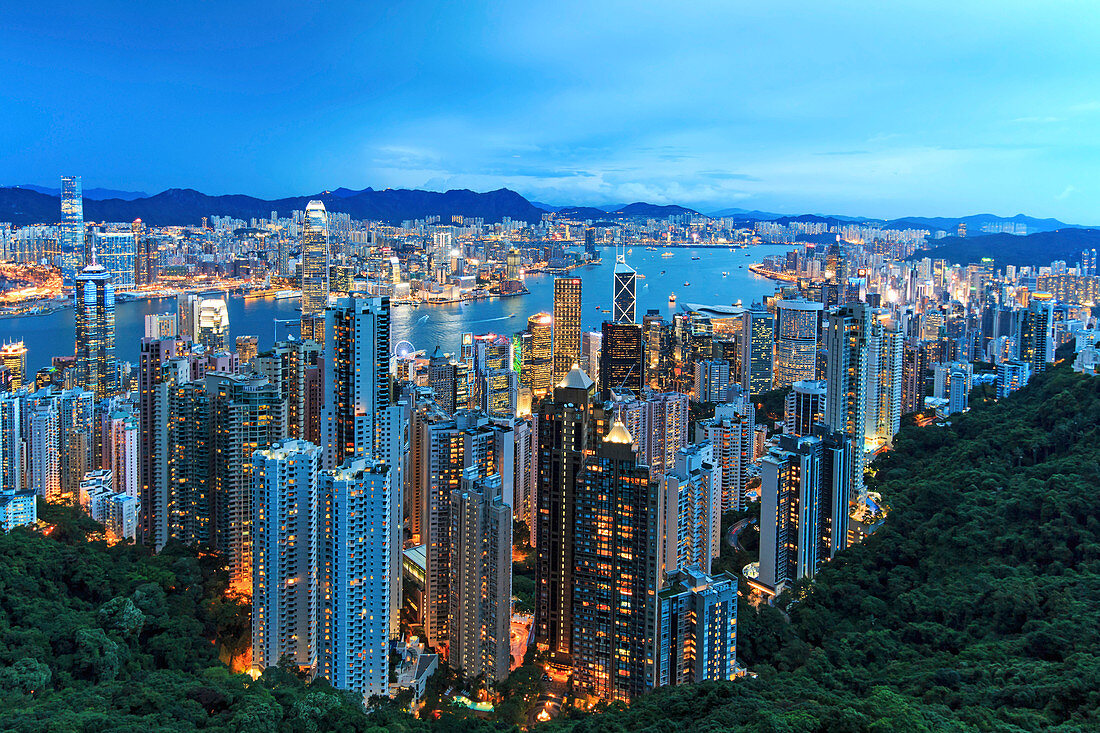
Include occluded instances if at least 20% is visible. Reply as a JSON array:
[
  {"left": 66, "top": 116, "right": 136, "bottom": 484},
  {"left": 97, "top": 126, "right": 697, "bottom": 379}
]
[
  {"left": 1056, "top": 185, "right": 1076, "bottom": 200},
  {"left": 1011, "top": 116, "right": 1062, "bottom": 124}
]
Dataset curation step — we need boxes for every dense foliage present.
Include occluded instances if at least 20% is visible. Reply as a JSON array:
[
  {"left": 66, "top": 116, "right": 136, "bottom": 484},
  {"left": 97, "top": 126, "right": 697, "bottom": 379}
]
[{"left": 3, "top": 362, "right": 1100, "bottom": 731}]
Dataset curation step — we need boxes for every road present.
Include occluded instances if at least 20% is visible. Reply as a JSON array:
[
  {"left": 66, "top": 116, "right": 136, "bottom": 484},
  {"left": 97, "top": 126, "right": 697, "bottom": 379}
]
[{"left": 727, "top": 517, "right": 754, "bottom": 552}]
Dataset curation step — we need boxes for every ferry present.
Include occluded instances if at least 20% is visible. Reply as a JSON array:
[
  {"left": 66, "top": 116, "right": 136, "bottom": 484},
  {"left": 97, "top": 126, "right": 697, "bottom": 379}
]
[
  {"left": 275, "top": 289, "right": 300, "bottom": 299},
  {"left": 668, "top": 292, "right": 677, "bottom": 306},
  {"left": 661, "top": 251, "right": 674, "bottom": 258},
  {"left": 691, "top": 256, "right": 701, "bottom": 260}
]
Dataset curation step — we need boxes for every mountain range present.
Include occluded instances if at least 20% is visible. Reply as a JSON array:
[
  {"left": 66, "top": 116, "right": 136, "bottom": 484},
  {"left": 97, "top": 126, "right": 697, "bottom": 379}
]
[
  {"left": 908, "top": 228, "right": 1100, "bottom": 268},
  {"left": 0, "top": 184, "right": 1088, "bottom": 236}
]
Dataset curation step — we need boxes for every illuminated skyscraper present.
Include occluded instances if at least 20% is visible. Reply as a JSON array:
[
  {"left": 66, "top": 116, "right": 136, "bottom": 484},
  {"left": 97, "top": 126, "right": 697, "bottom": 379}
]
[
  {"left": 522, "top": 313, "right": 553, "bottom": 396},
  {"left": 572, "top": 421, "right": 658, "bottom": 702},
  {"left": 773, "top": 299, "right": 822, "bottom": 389},
  {"left": 74, "top": 259, "right": 118, "bottom": 400},
  {"left": 659, "top": 443, "right": 720, "bottom": 577},
  {"left": 865, "top": 313, "right": 903, "bottom": 449},
  {"left": 612, "top": 248, "right": 637, "bottom": 324},
  {"left": 552, "top": 277, "right": 582, "bottom": 382},
  {"left": 1020, "top": 293, "right": 1054, "bottom": 374},
  {"left": 60, "top": 176, "right": 84, "bottom": 290},
  {"left": 251, "top": 440, "right": 321, "bottom": 673},
  {"left": 655, "top": 567, "right": 738, "bottom": 687},
  {"left": 824, "top": 303, "right": 870, "bottom": 489},
  {"left": 301, "top": 200, "right": 330, "bottom": 317},
  {"left": 696, "top": 401, "right": 754, "bottom": 511},
  {"left": 143, "top": 313, "right": 178, "bottom": 340},
  {"left": 90, "top": 229, "right": 136, "bottom": 289},
  {"left": 741, "top": 303, "right": 773, "bottom": 393},
  {"left": 598, "top": 321, "right": 643, "bottom": 399},
  {"left": 321, "top": 296, "right": 391, "bottom": 469},
  {"left": 0, "top": 342, "right": 27, "bottom": 390},
  {"left": 428, "top": 349, "right": 470, "bottom": 416}
]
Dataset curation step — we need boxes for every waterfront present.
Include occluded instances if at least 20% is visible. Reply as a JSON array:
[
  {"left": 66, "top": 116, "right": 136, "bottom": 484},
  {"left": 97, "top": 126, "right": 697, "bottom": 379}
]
[{"left": 1, "top": 245, "right": 793, "bottom": 373}]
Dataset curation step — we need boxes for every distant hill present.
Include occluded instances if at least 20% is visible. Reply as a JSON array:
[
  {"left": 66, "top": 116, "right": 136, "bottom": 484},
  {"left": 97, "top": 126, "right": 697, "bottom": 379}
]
[
  {"left": 909, "top": 228, "right": 1100, "bottom": 267},
  {"left": 886, "top": 213, "right": 1072, "bottom": 235},
  {"left": 0, "top": 186, "right": 546, "bottom": 226},
  {"left": 9, "top": 184, "right": 149, "bottom": 201}
]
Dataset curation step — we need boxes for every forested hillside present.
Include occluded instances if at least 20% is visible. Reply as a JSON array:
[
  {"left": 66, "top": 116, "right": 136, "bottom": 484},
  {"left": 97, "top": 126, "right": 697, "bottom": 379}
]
[{"left": 2, "top": 363, "right": 1099, "bottom": 731}]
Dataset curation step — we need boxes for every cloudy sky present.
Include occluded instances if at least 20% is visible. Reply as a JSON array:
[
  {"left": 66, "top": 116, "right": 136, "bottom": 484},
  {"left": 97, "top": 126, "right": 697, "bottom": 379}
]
[{"left": 3, "top": 1, "right": 1099, "bottom": 220}]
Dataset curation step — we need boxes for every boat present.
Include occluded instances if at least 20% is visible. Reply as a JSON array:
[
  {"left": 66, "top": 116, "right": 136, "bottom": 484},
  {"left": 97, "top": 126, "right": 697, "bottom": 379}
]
[
  {"left": 691, "top": 256, "right": 701, "bottom": 260},
  {"left": 668, "top": 292, "right": 677, "bottom": 306},
  {"left": 636, "top": 273, "right": 646, "bottom": 279},
  {"left": 627, "top": 248, "right": 633, "bottom": 254},
  {"left": 274, "top": 289, "right": 300, "bottom": 299},
  {"left": 722, "top": 272, "right": 729, "bottom": 277},
  {"left": 661, "top": 252, "right": 674, "bottom": 258},
  {"left": 683, "top": 282, "right": 690, "bottom": 286},
  {"left": 660, "top": 270, "right": 666, "bottom": 275}
]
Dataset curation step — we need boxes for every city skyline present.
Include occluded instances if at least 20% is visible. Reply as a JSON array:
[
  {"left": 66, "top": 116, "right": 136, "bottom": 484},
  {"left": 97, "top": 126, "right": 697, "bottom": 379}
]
[{"left": 3, "top": 3, "right": 1100, "bottom": 220}]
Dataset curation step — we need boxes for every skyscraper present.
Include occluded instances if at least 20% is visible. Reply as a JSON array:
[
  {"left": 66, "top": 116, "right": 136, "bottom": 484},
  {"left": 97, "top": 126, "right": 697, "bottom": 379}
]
[
  {"left": 552, "top": 278, "right": 582, "bottom": 383},
  {"left": 522, "top": 313, "right": 554, "bottom": 396},
  {"left": 572, "top": 421, "right": 658, "bottom": 702},
  {"left": 1020, "top": 294, "right": 1054, "bottom": 374},
  {"left": 785, "top": 379, "right": 826, "bottom": 437},
  {"left": 535, "top": 365, "right": 606, "bottom": 666},
  {"left": 321, "top": 296, "right": 391, "bottom": 469},
  {"left": 60, "top": 176, "right": 84, "bottom": 291},
  {"left": 741, "top": 303, "right": 773, "bottom": 394},
  {"left": 598, "top": 321, "right": 644, "bottom": 399},
  {"left": 316, "top": 459, "right": 392, "bottom": 701},
  {"left": 696, "top": 400, "right": 755, "bottom": 511},
  {"left": 448, "top": 471, "right": 512, "bottom": 682},
  {"left": 428, "top": 349, "right": 470, "bottom": 416},
  {"left": 74, "top": 260, "right": 118, "bottom": 400},
  {"left": 773, "top": 299, "right": 822, "bottom": 389},
  {"left": 824, "top": 303, "right": 870, "bottom": 488},
  {"left": 301, "top": 200, "right": 330, "bottom": 318},
  {"left": 612, "top": 248, "right": 637, "bottom": 324},
  {"left": 659, "top": 443, "right": 720, "bottom": 577},
  {"left": 0, "top": 342, "right": 27, "bottom": 390},
  {"left": 252, "top": 440, "right": 322, "bottom": 673},
  {"left": 655, "top": 567, "right": 737, "bottom": 687},
  {"left": 865, "top": 314, "right": 903, "bottom": 449}
]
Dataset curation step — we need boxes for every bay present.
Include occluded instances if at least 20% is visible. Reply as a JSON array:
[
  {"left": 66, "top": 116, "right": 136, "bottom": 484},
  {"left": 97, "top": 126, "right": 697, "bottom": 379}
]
[{"left": 1, "top": 245, "right": 793, "bottom": 373}]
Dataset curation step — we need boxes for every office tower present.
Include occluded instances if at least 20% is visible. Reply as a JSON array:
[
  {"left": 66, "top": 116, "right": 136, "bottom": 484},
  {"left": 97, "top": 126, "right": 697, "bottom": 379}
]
[
  {"left": 0, "top": 342, "right": 27, "bottom": 390},
  {"left": 300, "top": 314, "right": 325, "bottom": 347},
  {"left": 74, "top": 260, "right": 118, "bottom": 400},
  {"left": 572, "top": 421, "right": 658, "bottom": 702},
  {"left": 581, "top": 330, "right": 602, "bottom": 383},
  {"left": 694, "top": 359, "right": 731, "bottom": 403},
  {"left": 29, "top": 402, "right": 60, "bottom": 501},
  {"left": 824, "top": 303, "right": 870, "bottom": 488},
  {"left": 551, "top": 277, "right": 582, "bottom": 382},
  {"left": 613, "top": 248, "right": 637, "bottom": 324},
  {"left": 1020, "top": 294, "right": 1054, "bottom": 374},
  {"left": 599, "top": 322, "right": 644, "bottom": 399},
  {"left": 696, "top": 401, "right": 755, "bottom": 511},
  {"left": 643, "top": 311, "right": 665, "bottom": 389},
  {"left": 901, "top": 338, "right": 930, "bottom": 414},
  {"left": 253, "top": 339, "right": 321, "bottom": 439},
  {"left": 132, "top": 219, "right": 146, "bottom": 286},
  {"left": 252, "top": 440, "right": 321, "bottom": 673},
  {"left": 197, "top": 299, "right": 230, "bottom": 352},
  {"left": 321, "top": 296, "right": 391, "bottom": 469},
  {"left": 785, "top": 380, "right": 826, "bottom": 437},
  {"left": 316, "top": 459, "right": 392, "bottom": 701},
  {"left": 144, "top": 313, "right": 178, "bottom": 340},
  {"left": 655, "top": 567, "right": 737, "bottom": 687},
  {"left": 865, "top": 315, "right": 903, "bottom": 448},
  {"left": 236, "top": 335, "right": 259, "bottom": 367},
  {"left": 659, "top": 443, "right": 720, "bottom": 578},
  {"left": 0, "top": 395, "right": 22, "bottom": 493},
  {"left": 60, "top": 176, "right": 84, "bottom": 290},
  {"left": 207, "top": 373, "right": 286, "bottom": 593},
  {"left": 301, "top": 200, "right": 330, "bottom": 318},
  {"left": 584, "top": 227, "right": 597, "bottom": 257},
  {"left": 773, "top": 299, "right": 822, "bottom": 389},
  {"left": 997, "top": 360, "right": 1031, "bottom": 398},
  {"left": 522, "top": 313, "right": 554, "bottom": 396},
  {"left": 427, "top": 349, "right": 470, "bottom": 416},
  {"left": 741, "top": 303, "right": 773, "bottom": 393},
  {"left": 535, "top": 365, "right": 606, "bottom": 665},
  {"left": 448, "top": 471, "right": 512, "bottom": 682}
]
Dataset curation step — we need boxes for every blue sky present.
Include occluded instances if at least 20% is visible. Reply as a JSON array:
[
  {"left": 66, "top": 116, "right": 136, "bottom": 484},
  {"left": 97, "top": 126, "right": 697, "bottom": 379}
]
[{"left": 3, "top": 1, "right": 1100, "bottom": 220}]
